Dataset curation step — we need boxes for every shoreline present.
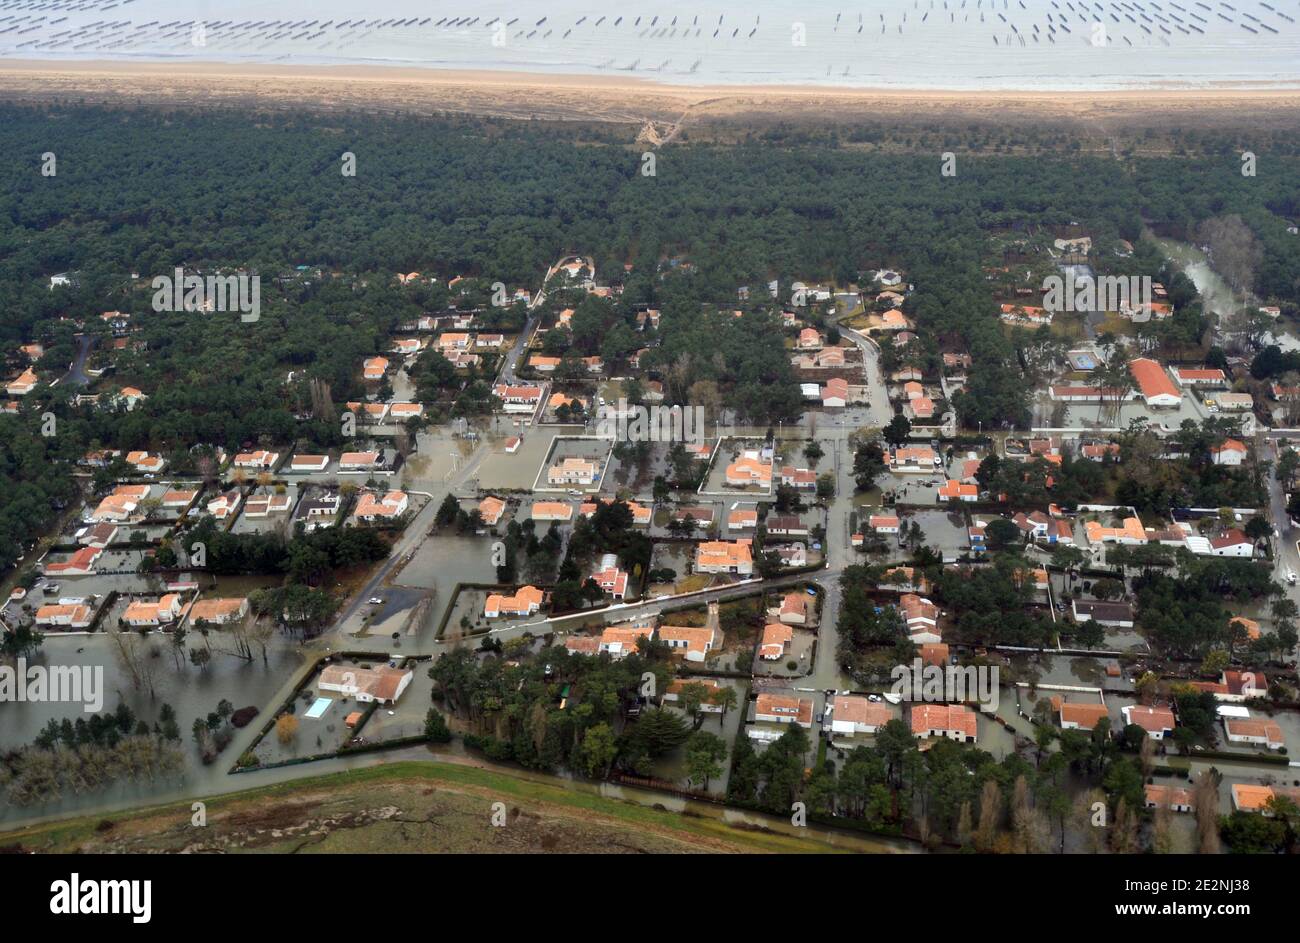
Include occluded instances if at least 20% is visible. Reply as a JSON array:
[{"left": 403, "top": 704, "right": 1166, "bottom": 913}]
[{"left": 1, "top": 58, "right": 1299, "bottom": 128}]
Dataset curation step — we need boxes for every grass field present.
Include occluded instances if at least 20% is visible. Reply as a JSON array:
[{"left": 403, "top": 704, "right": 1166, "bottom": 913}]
[{"left": 0, "top": 760, "right": 862, "bottom": 854}]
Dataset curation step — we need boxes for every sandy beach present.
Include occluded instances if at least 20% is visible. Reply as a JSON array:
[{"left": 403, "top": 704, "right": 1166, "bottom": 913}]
[{"left": 1, "top": 59, "right": 1299, "bottom": 133}]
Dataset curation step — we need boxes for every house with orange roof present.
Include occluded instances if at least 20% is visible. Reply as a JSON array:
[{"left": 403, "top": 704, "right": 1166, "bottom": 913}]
[
  {"left": 125, "top": 451, "right": 166, "bottom": 474},
  {"left": 338, "top": 451, "right": 383, "bottom": 471},
  {"left": 161, "top": 488, "right": 198, "bottom": 509},
  {"left": 1224, "top": 717, "right": 1284, "bottom": 750},
  {"left": 663, "top": 677, "right": 726, "bottom": 710},
  {"left": 1057, "top": 700, "right": 1111, "bottom": 731},
  {"left": 531, "top": 501, "right": 573, "bottom": 522},
  {"left": 725, "top": 455, "right": 772, "bottom": 487},
  {"left": 778, "top": 592, "right": 810, "bottom": 626},
  {"left": 391, "top": 337, "right": 425, "bottom": 355},
  {"left": 598, "top": 622, "right": 652, "bottom": 658},
  {"left": 320, "top": 664, "right": 413, "bottom": 704},
  {"left": 938, "top": 480, "right": 978, "bottom": 502},
  {"left": 564, "top": 635, "right": 601, "bottom": 655},
  {"left": 484, "top": 585, "right": 545, "bottom": 619},
  {"left": 657, "top": 624, "right": 718, "bottom": 662},
  {"left": 123, "top": 593, "right": 183, "bottom": 627},
  {"left": 695, "top": 540, "right": 754, "bottom": 576},
  {"left": 1170, "top": 366, "right": 1226, "bottom": 387},
  {"left": 1121, "top": 704, "right": 1176, "bottom": 739},
  {"left": 233, "top": 449, "right": 279, "bottom": 470},
  {"left": 1084, "top": 516, "right": 1146, "bottom": 546},
  {"left": 829, "top": 695, "right": 892, "bottom": 736},
  {"left": 35, "top": 603, "right": 94, "bottom": 629},
  {"left": 355, "top": 490, "right": 409, "bottom": 521},
  {"left": 890, "top": 446, "right": 940, "bottom": 472},
  {"left": 1144, "top": 784, "right": 1194, "bottom": 813},
  {"left": 244, "top": 493, "right": 292, "bottom": 518},
  {"left": 547, "top": 456, "right": 598, "bottom": 485},
  {"left": 778, "top": 466, "right": 817, "bottom": 490},
  {"left": 363, "top": 357, "right": 389, "bottom": 381},
  {"left": 1231, "top": 783, "right": 1279, "bottom": 813},
  {"left": 754, "top": 692, "right": 814, "bottom": 728},
  {"left": 1128, "top": 358, "right": 1181, "bottom": 407},
  {"left": 759, "top": 623, "right": 794, "bottom": 660},
  {"left": 289, "top": 454, "right": 330, "bottom": 473},
  {"left": 5, "top": 368, "right": 38, "bottom": 396},
  {"left": 529, "top": 354, "right": 561, "bottom": 372},
  {"left": 206, "top": 490, "right": 242, "bottom": 519},
  {"left": 1210, "top": 438, "right": 1248, "bottom": 467},
  {"left": 43, "top": 546, "right": 103, "bottom": 576},
  {"left": 492, "top": 384, "right": 544, "bottom": 413},
  {"left": 727, "top": 508, "right": 758, "bottom": 530},
  {"left": 90, "top": 484, "right": 152, "bottom": 522},
  {"left": 388, "top": 402, "right": 424, "bottom": 421},
  {"left": 579, "top": 497, "right": 651, "bottom": 526},
  {"left": 478, "top": 495, "right": 506, "bottom": 526},
  {"left": 797, "top": 327, "right": 823, "bottom": 349},
  {"left": 869, "top": 514, "right": 901, "bottom": 534},
  {"left": 188, "top": 597, "right": 250, "bottom": 625},
  {"left": 911, "top": 704, "right": 978, "bottom": 743},
  {"left": 919, "top": 642, "right": 949, "bottom": 667},
  {"left": 590, "top": 564, "right": 630, "bottom": 600},
  {"left": 548, "top": 392, "right": 587, "bottom": 412}
]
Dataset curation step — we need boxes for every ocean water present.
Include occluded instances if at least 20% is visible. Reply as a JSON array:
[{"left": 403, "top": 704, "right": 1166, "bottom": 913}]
[{"left": 1, "top": 0, "right": 1298, "bottom": 90}]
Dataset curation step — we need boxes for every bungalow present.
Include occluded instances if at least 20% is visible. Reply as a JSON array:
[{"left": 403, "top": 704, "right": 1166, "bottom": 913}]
[
  {"left": 821, "top": 377, "right": 849, "bottom": 408},
  {"left": 1071, "top": 599, "right": 1135, "bottom": 628},
  {"left": 206, "top": 491, "right": 242, "bottom": 519},
  {"left": 125, "top": 451, "right": 166, "bottom": 474},
  {"left": 90, "top": 484, "right": 151, "bottom": 522},
  {"left": 728, "top": 508, "right": 759, "bottom": 530},
  {"left": 529, "top": 354, "right": 561, "bottom": 372},
  {"left": 1210, "top": 439, "right": 1248, "bottom": 467},
  {"left": 759, "top": 621, "right": 790, "bottom": 658},
  {"left": 1215, "top": 392, "right": 1254, "bottom": 412},
  {"left": 35, "top": 603, "right": 94, "bottom": 629},
  {"left": 362, "top": 357, "right": 389, "bottom": 381},
  {"left": 388, "top": 402, "right": 424, "bottom": 422},
  {"left": 1057, "top": 700, "right": 1111, "bottom": 731},
  {"left": 891, "top": 446, "right": 941, "bottom": 472},
  {"left": 492, "top": 384, "right": 544, "bottom": 413},
  {"left": 1223, "top": 669, "right": 1267, "bottom": 700},
  {"left": 909, "top": 397, "right": 936, "bottom": 421},
  {"left": 879, "top": 309, "right": 911, "bottom": 331},
  {"left": 244, "top": 493, "right": 292, "bottom": 517},
  {"left": 911, "top": 704, "right": 978, "bottom": 743},
  {"left": 725, "top": 456, "right": 773, "bottom": 487},
  {"left": 797, "top": 327, "right": 823, "bottom": 349},
  {"left": 80, "top": 522, "right": 119, "bottom": 549},
  {"left": 289, "top": 454, "right": 330, "bottom": 473},
  {"left": 476, "top": 333, "right": 506, "bottom": 349},
  {"left": 436, "top": 332, "right": 472, "bottom": 351},
  {"left": 339, "top": 451, "right": 383, "bottom": 471},
  {"left": 695, "top": 540, "right": 754, "bottom": 576},
  {"left": 765, "top": 515, "right": 809, "bottom": 537},
  {"left": 598, "top": 622, "right": 653, "bottom": 658},
  {"left": 188, "top": 597, "right": 250, "bottom": 625},
  {"left": 564, "top": 635, "right": 601, "bottom": 656},
  {"left": 484, "top": 585, "right": 545, "bottom": 619},
  {"left": 1080, "top": 442, "right": 1121, "bottom": 461},
  {"left": 754, "top": 692, "right": 814, "bottom": 727},
  {"left": 1209, "top": 529, "right": 1253, "bottom": 558},
  {"left": 1224, "top": 717, "right": 1285, "bottom": 750},
  {"left": 938, "top": 480, "right": 978, "bottom": 502},
  {"left": 1171, "top": 366, "right": 1227, "bottom": 387},
  {"left": 778, "top": 466, "right": 817, "bottom": 490},
  {"left": 43, "top": 546, "right": 103, "bottom": 576},
  {"left": 354, "top": 490, "right": 409, "bottom": 521},
  {"left": 391, "top": 337, "right": 425, "bottom": 355},
  {"left": 547, "top": 457, "right": 598, "bottom": 486},
  {"left": 233, "top": 450, "right": 279, "bottom": 470},
  {"left": 478, "top": 495, "right": 507, "bottom": 526},
  {"left": 663, "top": 677, "right": 725, "bottom": 710},
  {"left": 530, "top": 501, "right": 573, "bottom": 522},
  {"left": 319, "top": 664, "right": 413, "bottom": 704},
  {"left": 658, "top": 624, "right": 718, "bottom": 662},
  {"left": 870, "top": 514, "right": 901, "bottom": 534},
  {"left": 1144, "top": 784, "right": 1194, "bottom": 813},
  {"left": 5, "top": 368, "right": 38, "bottom": 396},
  {"left": 1121, "top": 704, "right": 1176, "bottom": 740},
  {"left": 1084, "top": 517, "right": 1146, "bottom": 545},
  {"left": 1231, "top": 784, "right": 1280, "bottom": 814},
  {"left": 779, "top": 592, "right": 809, "bottom": 626},
  {"left": 122, "top": 593, "right": 183, "bottom": 627},
  {"left": 829, "top": 695, "right": 892, "bottom": 736}
]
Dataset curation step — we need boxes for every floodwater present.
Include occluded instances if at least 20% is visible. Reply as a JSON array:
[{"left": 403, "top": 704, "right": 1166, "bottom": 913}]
[{"left": 4, "top": 1, "right": 1299, "bottom": 91}]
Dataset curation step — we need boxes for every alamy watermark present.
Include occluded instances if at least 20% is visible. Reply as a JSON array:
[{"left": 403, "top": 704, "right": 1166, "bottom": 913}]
[
  {"left": 890, "top": 658, "right": 999, "bottom": 711},
  {"left": 1042, "top": 274, "right": 1152, "bottom": 319},
  {"left": 595, "top": 398, "right": 706, "bottom": 444},
  {"left": 151, "top": 268, "right": 260, "bottom": 322},
  {"left": 0, "top": 658, "right": 104, "bottom": 713}
]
